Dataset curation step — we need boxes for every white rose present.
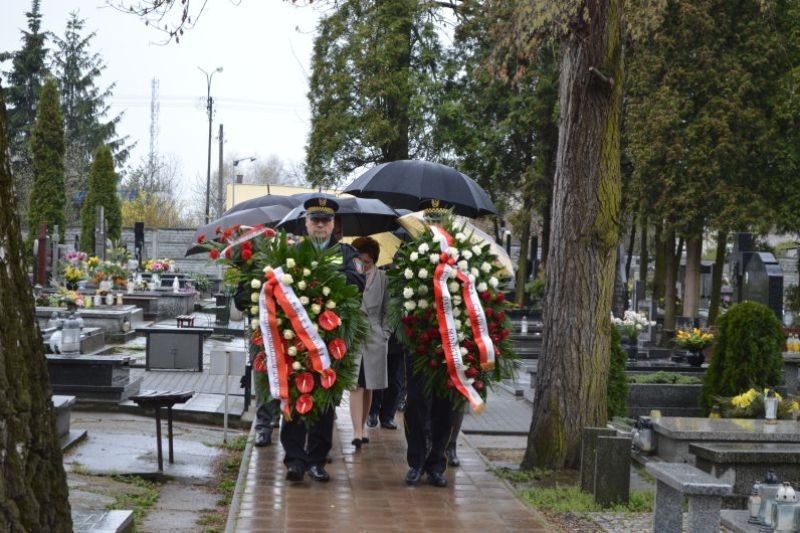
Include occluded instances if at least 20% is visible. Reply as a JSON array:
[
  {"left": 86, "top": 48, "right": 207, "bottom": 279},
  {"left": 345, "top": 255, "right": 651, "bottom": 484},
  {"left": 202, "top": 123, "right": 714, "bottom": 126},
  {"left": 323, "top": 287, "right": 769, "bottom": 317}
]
[
  {"left": 462, "top": 250, "right": 473, "bottom": 260},
  {"left": 311, "top": 261, "right": 319, "bottom": 268},
  {"left": 453, "top": 307, "right": 462, "bottom": 318},
  {"left": 418, "top": 285, "right": 429, "bottom": 295},
  {"left": 286, "top": 258, "right": 296, "bottom": 269},
  {"left": 403, "top": 287, "right": 415, "bottom": 299},
  {"left": 322, "top": 286, "right": 331, "bottom": 296},
  {"left": 281, "top": 273, "right": 294, "bottom": 285},
  {"left": 457, "top": 260, "right": 469, "bottom": 271},
  {"left": 303, "top": 268, "right": 311, "bottom": 277},
  {"left": 404, "top": 300, "right": 417, "bottom": 312},
  {"left": 489, "top": 277, "right": 499, "bottom": 288},
  {"left": 250, "top": 292, "right": 259, "bottom": 303},
  {"left": 297, "top": 280, "right": 307, "bottom": 291},
  {"left": 472, "top": 245, "right": 483, "bottom": 256},
  {"left": 470, "top": 267, "right": 480, "bottom": 277},
  {"left": 251, "top": 321, "right": 260, "bottom": 330},
  {"left": 326, "top": 300, "right": 336, "bottom": 309},
  {"left": 418, "top": 268, "right": 429, "bottom": 279},
  {"left": 418, "top": 299, "right": 429, "bottom": 309},
  {"left": 429, "top": 253, "right": 440, "bottom": 264},
  {"left": 452, "top": 295, "right": 462, "bottom": 306},
  {"left": 446, "top": 246, "right": 460, "bottom": 259},
  {"left": 460, "top": 347, "right": 468, "bottom": 356},
  {"left": 289, "top": 347, "right": 298, "bottom": 357},
  {"left": 311, "top": 303, "right": 321, "bottom": 315},
  {"left": 457, "top": 331, "right": 465, "bottom": 342},
  {"left": 283, "top": 329, "right": 295, "bottom": 340},
  {"left": 263, "top": 265, "right": 273, "bottom": 274},
  {"left": 404, "top": 268, "right": 414, "bottom": 280},
  {"left": 448, "top": 268, "right": 457, "bottom": 279},
  {"left": 477, "top": 282, "right": 488, "bottom": 292},
  {"left": 454, "top": 319, "right": 462, "bottom": 329},
  {"left": 250, "top": 306, "right": 259, "bottom": 315},
  {"left": 299, "top": 296, "right": 310, "bottom": 305},
  {"left": 418, "top": 243, "right": 430, "bottom": 254},
  {"left": 291, "top": 360, "right": 301, "bottom": 370},
  {"left": 480, "top": 262, "right": 492, "bottom": 273},
  {"left": 410, "top": 252, "right": 419, "bottom": 261},
  {"left": 277, "top": 317, "right": 283, "bottom": 325},
  {"left": 455, "top": 232, "right": 467, "bottom": 242},
  {"left": 449, "top": 282, "right": 460, "bottom": 293},
  {"left": 251, "top": 279, "right": 262, "bottom": 290}
]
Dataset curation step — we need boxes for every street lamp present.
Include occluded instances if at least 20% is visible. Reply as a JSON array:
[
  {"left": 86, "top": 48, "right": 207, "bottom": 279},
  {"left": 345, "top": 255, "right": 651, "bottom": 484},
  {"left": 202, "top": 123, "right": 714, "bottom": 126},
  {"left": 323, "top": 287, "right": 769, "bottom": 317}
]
[
  {"left": 199, "top": 65, "right": 223, "bottom": 224},
  {"left": 231, "top": 156, "right": 256, "bottom": 210}
]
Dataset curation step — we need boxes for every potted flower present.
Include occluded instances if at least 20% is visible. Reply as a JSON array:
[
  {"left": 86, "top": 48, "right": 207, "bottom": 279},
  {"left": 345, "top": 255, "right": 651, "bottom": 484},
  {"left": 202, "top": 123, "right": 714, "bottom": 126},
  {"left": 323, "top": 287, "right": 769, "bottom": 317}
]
[
  {"left": 144, "top": 258, "right": 175, "bottom": 288},
  {"left": 61, "top": 264, "right": 87, "bottom": 290},
  {"left": 675, "top": 327, "right": 714, "bottom": 367},
  {"left": 716, "top": 388, "right": 799, "bottom": 420},
  {"left": 611, "top": 310, "right": 655, "bottom": 361}
]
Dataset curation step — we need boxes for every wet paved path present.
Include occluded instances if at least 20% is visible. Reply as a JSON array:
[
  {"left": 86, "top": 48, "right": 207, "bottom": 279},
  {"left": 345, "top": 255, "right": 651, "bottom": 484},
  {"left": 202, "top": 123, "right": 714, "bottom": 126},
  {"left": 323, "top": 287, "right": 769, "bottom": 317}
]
[{"left": 230, "top": 401, "right": 550, "bottom": 532}]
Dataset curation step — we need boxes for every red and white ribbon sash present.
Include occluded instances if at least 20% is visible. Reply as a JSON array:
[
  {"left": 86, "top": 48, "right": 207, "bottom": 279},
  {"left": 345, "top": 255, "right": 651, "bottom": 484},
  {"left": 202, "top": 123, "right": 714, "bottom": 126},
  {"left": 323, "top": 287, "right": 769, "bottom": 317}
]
[
  {"left": 432, "top": 262, "right": 484, "bottom": 410},
  {"left": 429, "top": 225, "right": 453, "bottom": 252},
  {"left": 221, "top": 225, "right": 272, "bottom": 257},
  {"left": 455, "top": 270, "right": 496, "bottom": 370},
  {"left": 270, "top": 267, "right": 332, "bottom": 373},
  {"left": 259, "top": 272, "right": 290, "bottom": 415}
]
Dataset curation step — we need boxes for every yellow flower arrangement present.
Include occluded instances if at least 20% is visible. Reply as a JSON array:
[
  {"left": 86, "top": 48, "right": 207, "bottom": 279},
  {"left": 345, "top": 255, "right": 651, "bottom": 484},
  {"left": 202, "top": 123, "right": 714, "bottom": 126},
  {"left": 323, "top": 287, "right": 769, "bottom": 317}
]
[
  {"left": 719, "top": 388, "right": 795, "bottom": 419},
  {"left": 675, "top": 327, "right": 714, "bottom": 350},
  {"left": 86, "top": 256, "right": 100, "bottom": 267},
  {"left": 62, "top": 264, "right": 86, "bottom": 283}
]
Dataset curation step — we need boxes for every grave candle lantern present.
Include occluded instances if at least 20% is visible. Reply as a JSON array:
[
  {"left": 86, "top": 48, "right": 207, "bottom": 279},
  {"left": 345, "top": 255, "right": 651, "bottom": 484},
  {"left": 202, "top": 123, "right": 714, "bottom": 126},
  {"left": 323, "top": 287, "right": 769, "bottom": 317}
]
[
  {"left": 772, "top": 482, "right": 797, "bottom": 532},
  {"left": 748, "top": 481, "right": 762, "bottom": 524},
  {"left": 60, "top": 312, "right": 81, "bottom": 355},
  {"left": 765, "top": 389, "right": 779, "bottom": 424},
  {"left": 760, "top": 470, "right": 782, "bottom": 526}
]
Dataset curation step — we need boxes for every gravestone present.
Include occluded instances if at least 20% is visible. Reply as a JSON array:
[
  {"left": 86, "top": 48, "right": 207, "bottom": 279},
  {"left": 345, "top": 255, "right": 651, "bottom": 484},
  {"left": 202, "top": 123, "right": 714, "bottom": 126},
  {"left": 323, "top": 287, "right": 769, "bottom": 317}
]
[
  {"left": 580, "top": 427, "right": 617, "bottom": 492},
  {"left": 742, "top": 252, "right": 784, "bottom": 320},
  {"left": 594, "top": 436, "right": 631, "bottom": 506}
]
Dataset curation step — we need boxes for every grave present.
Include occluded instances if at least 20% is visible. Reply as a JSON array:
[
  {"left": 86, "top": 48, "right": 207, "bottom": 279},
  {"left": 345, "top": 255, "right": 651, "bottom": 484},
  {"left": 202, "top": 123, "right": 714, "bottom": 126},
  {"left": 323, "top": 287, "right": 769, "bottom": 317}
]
[
  {"left": 47, "top": 354, "right": 142, "bottom": 402},
  {"left": 138, "top": 326, "right": 212, "bottom": 371},
  {"left": 41, "top": 325, "right": 106, "bottom": 355},
  {"left": 650, "top": 417, "right": 800, "bottom": 463},
  {"left": 782, "top": 352, "right": 800, "bottom": 393},
  {"left": 35, "top": 305, "right": 143, "bottom": 343},
  {"left": 729, "top": 232, "right": 784, "bottom": 319},
  {"left": 53, "top": 395, "right": 86, "bottom": 450}
]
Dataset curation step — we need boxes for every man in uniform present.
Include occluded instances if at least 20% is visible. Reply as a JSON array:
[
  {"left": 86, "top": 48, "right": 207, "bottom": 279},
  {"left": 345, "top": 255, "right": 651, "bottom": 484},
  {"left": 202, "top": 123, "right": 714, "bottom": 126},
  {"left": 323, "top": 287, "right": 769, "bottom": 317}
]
[
  {"left": 403, "top": 199, "right": 456, "bottom": 488},
  {"left": 281, "top": 196, "right": 364, "bottom": 483}
]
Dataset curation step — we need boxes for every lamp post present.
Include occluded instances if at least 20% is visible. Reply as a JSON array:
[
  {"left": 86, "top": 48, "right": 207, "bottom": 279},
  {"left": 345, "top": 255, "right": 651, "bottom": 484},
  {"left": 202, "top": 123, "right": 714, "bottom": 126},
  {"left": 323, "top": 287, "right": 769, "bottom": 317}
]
[
  {"left": 199, "top": 66, "right": 223, "bottom": 224},
  {"left": 231, "top": 156, "right": 256, "bottom": 210}
]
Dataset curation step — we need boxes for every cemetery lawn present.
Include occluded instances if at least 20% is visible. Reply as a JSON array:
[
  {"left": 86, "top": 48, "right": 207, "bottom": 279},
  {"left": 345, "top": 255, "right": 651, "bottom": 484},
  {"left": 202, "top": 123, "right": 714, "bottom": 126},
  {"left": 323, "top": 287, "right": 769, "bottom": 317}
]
[{"left": 195, "top": 435, "right": 248, "bottom": 532}]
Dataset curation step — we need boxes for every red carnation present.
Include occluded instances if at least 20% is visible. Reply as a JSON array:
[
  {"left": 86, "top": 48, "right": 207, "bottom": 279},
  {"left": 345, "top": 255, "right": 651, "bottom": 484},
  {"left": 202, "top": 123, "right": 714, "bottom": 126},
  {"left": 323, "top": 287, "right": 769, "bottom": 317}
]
[
  {"left": 419, "top": 332, "right": 429, "bottom": 343},
  {"left": 435, "top": 346, "right": 444, "bottom": 358},
  {"left": 242, "top": 239, "right": 252, "bottom": 249},
  {"left": 480, "top": 291, "right": 492, "bottom": 302},
  {"left": 465, "top": 366, "right": 479, "bottom": 378},
  {"left": 463, "top": 339, "right": 476, "bottom": 351},
  {"left": 466, "top": 355, "right": 476, "bottom": 363},
  {"left": 401, "top": 316, "right": 413, "bottom": 325},
  {"left": 416, "top": 345, "right": 427, "bottom": 355},
  {"left": 296, "top": 394, "right": 313, "bottom": 414},
  {"left": 327, "top": 338, "right": 347, "bottom": 360},
  {"left": 491, "top": 334, "right": 500, "bottom": 343},
  {"left": 223, "top": 228, "right": 233, "bottom": 239},
  {"left": 196, "top": 234, "right": 206, "bottom": 244},
  {"left": 424, "top": 309, "right": 434, "bottom": 321},
  {"left": 485, "top": 308, "right": 494, "bottom": 318},
  {"left": 495, "top": 292, "right": 505, "bottom": 303},
  {"left": 215, "top": 225, "right": 222, "bottom": 234},
  {"left": 500, "top": 329, "right": 509, "bottom": 339},
  {"left": 224, "top": 248, "right": 232, "bottom": 259},
  {"left": 496, "top": 311, "right": 506, "bottom": 322},
  {"left": 320, "top": 368, "right": 337, "bottom": 389},
  {"left": 242, "top": 248, "right": 253, "bottom": 261},
  {"left": 429, "top": 359, "right": 439, "bottom": 368},
  {"left": 294, "top": 372, "right": 314, "bottom": 394},
  {"left": 427, "top": 328, "right": 438, "bottom": 339},
  {"left": 446, "top": 379, "right": 455, "bottom": 389},
  {"left": 319, "top": 310, "right": 341, "bottom": 331},
  {"left": 233, "top": 224, "right": 241, "bottom": 232},
  {"left": 404, "top": 327, "right": 414, "bottom": 338},
  {"left": 473, "top": 380, "right": 485, "bottom": 391},
  {"left": 264, "top": 228, "right": 276, "bottom": 238},
  {"left": 209, "top": 249, "right": 220, "bottom": 259}
]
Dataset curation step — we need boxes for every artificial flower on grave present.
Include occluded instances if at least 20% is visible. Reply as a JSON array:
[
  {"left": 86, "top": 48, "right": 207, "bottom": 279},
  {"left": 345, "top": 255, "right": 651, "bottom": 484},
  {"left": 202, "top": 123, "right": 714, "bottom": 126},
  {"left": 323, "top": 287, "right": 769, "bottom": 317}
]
[
  {"left": 716, "top": 388, "right": 800, "bottom": 419},
  {"left": 675, "top": 327, "right": 714, "bottom": 351},
  {"left": 195, "top": 225, "right": 367, "bottom": 425},
  {"left": 49, "top": 287, "right": 85, "bottom": 308},
  {"left": 63, "top": 251, "right": 88, "bottom": 264},
  {"left": 90, "top": 261, "right": 128, "bottom": 287},
  {"left": 387, "top": 214, "right": 516, "bottom": 411},
  {"left": 611, "top": 310, "right": 655, "bottom": 342},
  {"left": 61, "top": 263, "right": 87, "bottom": 283},
  {"left": 144, "top": 258, "right": 176, "bottom": 273}
]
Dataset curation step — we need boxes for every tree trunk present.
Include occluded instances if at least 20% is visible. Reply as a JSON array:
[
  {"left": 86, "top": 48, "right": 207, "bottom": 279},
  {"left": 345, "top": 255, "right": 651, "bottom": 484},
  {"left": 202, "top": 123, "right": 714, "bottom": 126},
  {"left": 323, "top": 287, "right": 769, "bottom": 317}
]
[
  {"left": 639, "top": 215, "right": 648, "bottom": 285},
  {"left": 521, "top": 0, "right": 624, "bottom": 470},
  {"left": 624, "top": 220, "right": 636, "bottom": 290},
  {"left": 661, "top": 228, "right": 678, "bottom": 345},
  {"left": 682, "top": 233, "right": 702, "bottom": 318},
  {"left": 653, "top": 223, "right": 664, "bottom": 302},
  {"left": 0, "top": 84, "right": 72, "bottom": 530},
  {"left": 708, "top": 230, "right": 728, "bottom": 325},
  {"left": 515, "top": 205, "right": 532, "bottom": 308}
]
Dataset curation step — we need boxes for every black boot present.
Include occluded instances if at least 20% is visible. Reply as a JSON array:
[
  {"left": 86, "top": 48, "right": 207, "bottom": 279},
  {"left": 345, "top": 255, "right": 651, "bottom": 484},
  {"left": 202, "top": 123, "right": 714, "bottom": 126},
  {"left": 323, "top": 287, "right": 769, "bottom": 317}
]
[{"left": 446, "top": 443, "right": 460, "bottom": 467}]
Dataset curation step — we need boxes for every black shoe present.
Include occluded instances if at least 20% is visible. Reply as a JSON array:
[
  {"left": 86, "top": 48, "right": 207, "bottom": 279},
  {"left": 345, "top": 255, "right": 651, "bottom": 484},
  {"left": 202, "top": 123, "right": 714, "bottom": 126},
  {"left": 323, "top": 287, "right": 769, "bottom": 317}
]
[
  {"left": 446, "top": 445, "right": 460, "bottom": 467},
  {"left": 271, "top": 418, "right": 280, "bottom": 428},
  {"left": 405, "top": 467, "right": 423, "bottom": 485},
  {"left": 255, "top": 432, "right": 272, "bottom": 447},
  {"left": 351, "top": 438, "right": 362, "bottom": 449},
  {"left": 380, "top": 419, "right": 397, "bottom": 430},
  {"left": 427, "top": 470, "right": 448, "bottom": 487},
  {"left": 367, "top": 413, "right": 378, "bottom": 428},
  {"left": 361, "top": 436, "right": 369, "bottom": 444},
  {"left": 308, "top": 464, "right": 330, "bottom": 482},
  {"left": 286, "top": 463, "right": 304, "bottom": 482},
  {"left": 397, "top": 400, "right": 407, "bottom": 413}
]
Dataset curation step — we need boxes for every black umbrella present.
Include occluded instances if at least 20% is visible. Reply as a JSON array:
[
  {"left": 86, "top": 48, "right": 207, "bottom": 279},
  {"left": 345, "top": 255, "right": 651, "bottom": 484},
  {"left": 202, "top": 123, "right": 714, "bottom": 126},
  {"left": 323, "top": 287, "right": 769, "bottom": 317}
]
[
  {"left": 186, "top": 205, "right": 293, "bottom": 256},
  {"left": 222, "top": 193, "right": 303, "bottom": 216},
  {"left": 275, "top": 197, "right": 400, "bottom": 236},
  {"left": 343, "top": 160, "right": 497, "bottom": 218}
]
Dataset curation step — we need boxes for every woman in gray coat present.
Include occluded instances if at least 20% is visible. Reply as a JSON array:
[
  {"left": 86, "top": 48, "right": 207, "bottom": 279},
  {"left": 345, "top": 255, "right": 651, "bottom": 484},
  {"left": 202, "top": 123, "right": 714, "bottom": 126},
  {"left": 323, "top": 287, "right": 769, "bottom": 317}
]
[{"left": 349, "top": 237, "right": 390, "bottom": 448}]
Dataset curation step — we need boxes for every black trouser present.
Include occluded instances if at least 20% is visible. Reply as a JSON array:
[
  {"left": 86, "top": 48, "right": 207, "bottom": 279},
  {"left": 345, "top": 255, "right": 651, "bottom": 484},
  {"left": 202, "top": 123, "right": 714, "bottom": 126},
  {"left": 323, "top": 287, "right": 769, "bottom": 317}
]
[
  {"left": 403, "top": 352, "right": 455, "bottom": 475},
  {"left": 280, "top": 406, "right": 335, "bottom": 469},
  {"left": 369, "top": 349, "right": 404, "bottom": 422},
  {"left": 448, "top": 405, "right": 465, "bottom": 450},
  {"left": 255, "top": 397, "right": 279, "bottom": 436}
]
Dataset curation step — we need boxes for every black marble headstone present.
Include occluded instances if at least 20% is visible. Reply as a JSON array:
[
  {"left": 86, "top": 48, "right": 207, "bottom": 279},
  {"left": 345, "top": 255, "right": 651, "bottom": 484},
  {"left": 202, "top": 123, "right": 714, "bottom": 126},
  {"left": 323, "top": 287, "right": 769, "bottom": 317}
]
[{"left": 742, "top": 252, "right": 784, "bottom": 320}]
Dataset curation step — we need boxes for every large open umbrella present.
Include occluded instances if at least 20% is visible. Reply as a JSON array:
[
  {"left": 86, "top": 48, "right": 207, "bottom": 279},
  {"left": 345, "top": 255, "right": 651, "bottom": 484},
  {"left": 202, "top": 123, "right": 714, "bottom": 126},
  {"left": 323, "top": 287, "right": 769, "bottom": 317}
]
[
  {"left": 275, "top": 197, "right": 400, "bottom": 236},
  {"left": 343, "top": 160, "right": 497, "bottom": 218},
  {"left": 186, "top": 204, "right": 293, "bottom": 256},
  {"left": 222, "top": 193, "right": 303, "bottom": 216}
]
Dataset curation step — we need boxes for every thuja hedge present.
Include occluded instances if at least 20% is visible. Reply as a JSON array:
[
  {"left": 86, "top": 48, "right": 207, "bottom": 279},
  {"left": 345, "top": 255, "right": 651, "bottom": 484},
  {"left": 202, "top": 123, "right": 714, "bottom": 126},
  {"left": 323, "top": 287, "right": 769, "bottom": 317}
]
[{"left": 701, "top": 301, "right": 785, "bottom": 412}]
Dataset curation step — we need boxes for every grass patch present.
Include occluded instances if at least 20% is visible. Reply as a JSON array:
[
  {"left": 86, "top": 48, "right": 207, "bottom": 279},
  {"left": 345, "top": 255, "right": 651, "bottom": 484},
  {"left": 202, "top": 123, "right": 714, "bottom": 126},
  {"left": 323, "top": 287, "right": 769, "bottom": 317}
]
[
  {"left": 196, "top": 435, "right": 247, "bottom": 531},
  {"left": 628, "top": 372, "right": 701, "bottom": 385},
  {"left": 107, "top": 475, "right": 160, "bottom": 527},
  {"left": 520, "top": 485, "right": 654, "bottom": 513},
  {"left": 493, "top": 466, "right": 550, "bottom": 484}
]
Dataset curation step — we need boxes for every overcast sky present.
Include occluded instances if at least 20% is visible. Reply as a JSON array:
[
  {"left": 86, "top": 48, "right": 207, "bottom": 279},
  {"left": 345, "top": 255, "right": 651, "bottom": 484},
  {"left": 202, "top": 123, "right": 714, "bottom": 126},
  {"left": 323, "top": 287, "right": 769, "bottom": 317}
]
[{"left": 0, "top": 0, "right": 323, "bottom": 192}]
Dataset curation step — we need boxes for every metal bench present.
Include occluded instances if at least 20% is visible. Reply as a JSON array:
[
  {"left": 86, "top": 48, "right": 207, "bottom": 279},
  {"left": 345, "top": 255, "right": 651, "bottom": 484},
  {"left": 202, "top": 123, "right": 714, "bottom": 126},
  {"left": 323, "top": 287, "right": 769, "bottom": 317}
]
[
  {"left": 130, "top": 390, "right": 195, "bottom": 471},
  {"left": 646, "top": 461, "right": 732, "bottom": 533}
]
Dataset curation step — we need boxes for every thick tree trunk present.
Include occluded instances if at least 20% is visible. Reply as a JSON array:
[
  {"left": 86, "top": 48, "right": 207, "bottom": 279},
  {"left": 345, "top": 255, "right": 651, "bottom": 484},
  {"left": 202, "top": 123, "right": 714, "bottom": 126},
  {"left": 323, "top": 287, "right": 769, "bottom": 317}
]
[
  {"left": 682, "top": 233, "right": 702, "bottom": 318},
  {"left": 653, "top": 223, "right": 665, "bottom": 302},
  {"left": 661, "top": 228, "right": 678, "bottom": 345},
  {"left": 521, "top": 0, "right": 623, "bottom": 470},
  {"left": 708, "top": 230, "right": 728, "bottom": 325},
  {"left": 639, "top": 215, "right": 648, "bottom": 284},
  {"left": 0, "top": 85, "right": 72, "bottom": 530}
]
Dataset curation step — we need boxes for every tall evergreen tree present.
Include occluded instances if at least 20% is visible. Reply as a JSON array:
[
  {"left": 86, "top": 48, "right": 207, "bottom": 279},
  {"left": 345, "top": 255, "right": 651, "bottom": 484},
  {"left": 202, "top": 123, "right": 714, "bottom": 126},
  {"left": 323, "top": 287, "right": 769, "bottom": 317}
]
[
  {"left": 53, "top": 11, "right": 130, "bottom": 223},
  {"left": 81, "top": 145, "right": 121, "bottom": 253},
  {"left": 27, "top": 77, "right": 66, "bottom": 243},
  {"left": 0, "top": 79, "right": 73, "bottom": 533},
  {"left": 305, "top": 0, "right": 445, "bottom": 187}
]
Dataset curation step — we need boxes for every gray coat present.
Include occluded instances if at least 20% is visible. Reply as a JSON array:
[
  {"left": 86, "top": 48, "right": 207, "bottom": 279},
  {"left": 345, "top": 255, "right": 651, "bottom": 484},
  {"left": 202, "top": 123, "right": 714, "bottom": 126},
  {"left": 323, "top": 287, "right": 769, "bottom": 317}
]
[{"left": 353, "top": 268, "right": 390, "bottom": 389}]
